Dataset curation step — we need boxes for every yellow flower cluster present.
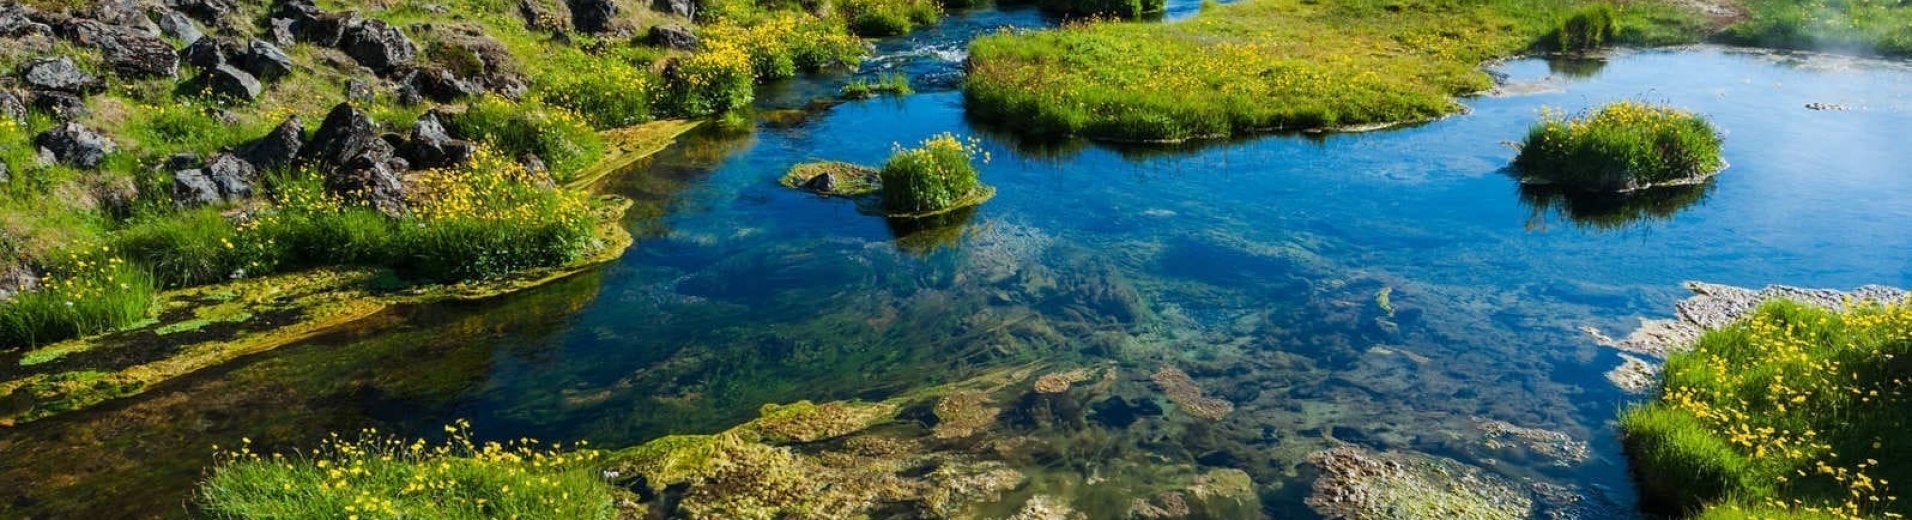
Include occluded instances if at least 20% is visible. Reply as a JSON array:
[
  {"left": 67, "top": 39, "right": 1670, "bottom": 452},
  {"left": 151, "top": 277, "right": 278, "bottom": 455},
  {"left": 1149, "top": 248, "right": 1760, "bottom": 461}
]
[
  {"left": 1665, "top": 301, "right": 1912, "bottom": 519},
  {"left": 406, "top": 145, "right": 592, "bottom": 228}
]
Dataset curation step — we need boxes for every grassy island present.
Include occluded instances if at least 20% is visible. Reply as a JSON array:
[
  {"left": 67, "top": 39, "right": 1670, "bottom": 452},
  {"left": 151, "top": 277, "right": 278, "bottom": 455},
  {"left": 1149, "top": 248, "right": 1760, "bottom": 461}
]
[
  {"left": 879, "top": 133, "right": 994, "bottom": 216},
  {"left": 964, "top": 0, "right": 1704, "bottom": 142},
  {"left": 1513, "top": 101, "right": 1724, "bottom": 192},
  {"left": 1621, "top": 300, "right": 1912, "bottom": 519}
]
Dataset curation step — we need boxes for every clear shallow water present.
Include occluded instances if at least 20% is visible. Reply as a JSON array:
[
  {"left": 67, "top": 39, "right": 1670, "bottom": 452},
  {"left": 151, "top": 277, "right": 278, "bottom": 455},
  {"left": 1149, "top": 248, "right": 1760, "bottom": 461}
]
[{"left": 7, "top": 11, "right": 1912, "bottom": 519}]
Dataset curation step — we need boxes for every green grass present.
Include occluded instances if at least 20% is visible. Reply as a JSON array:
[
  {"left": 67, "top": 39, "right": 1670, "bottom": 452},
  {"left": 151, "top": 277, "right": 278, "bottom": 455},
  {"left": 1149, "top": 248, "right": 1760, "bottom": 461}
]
[
  {"left": 446, "top": 96, "right": 606, "bottom": 184},
  {"left": 879, "top": 133, "right": 989, "bottom": 214},
  {"left": 1022, "top": 0, "right": 1167, "bottom": 18},
  {"left": 841, "top": 72, "right": 915, "bottom": 99},
  {"left": 1512, "top": 101, "right": 1724, "bottom": 192},
  {"left": 841, "top": 0, "right": 943, "bottom": 36},
  {"left": 1548, "top": 3, "right": 1619, "bottom": 52},
  {"left": 964, "top": 0, "right": 1704, "bottom": 142},
  {"left": 0, "top": 259, "right": 157, "bottom": 348},
  {"left": 1620, "top": 299, "right": 1912, "bottom": 518},
  {"left": 197, "top": 422, "right": 618, "bottom": 519},
  {"left": 1727, "top": 0, "right": 1912, "bottom": 57}
]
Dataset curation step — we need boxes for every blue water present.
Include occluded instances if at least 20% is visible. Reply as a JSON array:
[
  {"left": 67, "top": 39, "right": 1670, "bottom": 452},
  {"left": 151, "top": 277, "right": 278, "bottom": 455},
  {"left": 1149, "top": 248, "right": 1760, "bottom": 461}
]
[{"left": 7, "top": 8, "right": 1912, "bottom": 519}]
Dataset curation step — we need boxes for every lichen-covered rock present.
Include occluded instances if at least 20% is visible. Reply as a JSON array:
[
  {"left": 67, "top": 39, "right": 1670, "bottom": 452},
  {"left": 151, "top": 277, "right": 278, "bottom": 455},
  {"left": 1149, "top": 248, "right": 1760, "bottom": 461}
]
[
  {"left": 649, "top": 23, "right": 698, "bottom": 50},
  {"left": 34, "top": 122, "right": 116, "bottom": 169},
  {"left": 28, "top": 90, "right": 88, "bottom": 120},
  {"left": 168, "top": 0, "right": 240, "bottom": 23},
  {"left": 157, "top": 10, "right": 203, "bottom": 44},
  {"left": 400, "top": 112, "right": 473, "bottom": 170},
  {"left": 240, "top": 115, "right": 304, "bottom": 172},
  {"left": 20, "top": 57, "right": 104, "bottom": 95},
  {"left": 203, "top": 153, "right": 256, "bottom": 199},
  {"left": 198, "top": 64, "right": 262, "bottom": 101},
  {"left": 239, "top": 40, "right": 294, "bottom": 82},
  {"left": 180, "top": 37, "right": 230, "bottom": 70},
  {"left": 0, "top": 90, "right": 24, "bottom": 124},
  {"left": 172, "top": 168, "right": 222, "bottom": 206},
  {"left": 60, "top": 20, "right": 179, "bottom": 79},
  {"left": 1306, "top": 446, "right": 1532, "bottom": 520}
]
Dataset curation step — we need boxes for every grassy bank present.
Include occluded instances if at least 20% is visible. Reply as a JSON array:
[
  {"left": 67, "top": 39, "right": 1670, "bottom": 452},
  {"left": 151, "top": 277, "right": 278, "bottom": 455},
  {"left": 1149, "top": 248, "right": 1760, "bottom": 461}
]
[
  {"left": 1620, "top": 299, "right": 1912, "bottom": 519},
  {"left": 1726, "top": 0, "right": 1912, "bottom": 57},
  {"left": 964, "top": 0, "right": 1705, "bottom": 142}
]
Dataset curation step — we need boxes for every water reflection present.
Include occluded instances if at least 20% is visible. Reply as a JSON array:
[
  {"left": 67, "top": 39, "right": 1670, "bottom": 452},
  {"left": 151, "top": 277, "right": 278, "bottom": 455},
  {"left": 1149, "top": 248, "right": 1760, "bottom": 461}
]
[
  {"left": 1547, "top": 56, "right": 1609, "bottom": 79},
  {"left": 886, "top": 205, "right": 982, "bottom": 255},
  {"left": 1518, "top": 180, "right": 1715, "bottom": 232}
]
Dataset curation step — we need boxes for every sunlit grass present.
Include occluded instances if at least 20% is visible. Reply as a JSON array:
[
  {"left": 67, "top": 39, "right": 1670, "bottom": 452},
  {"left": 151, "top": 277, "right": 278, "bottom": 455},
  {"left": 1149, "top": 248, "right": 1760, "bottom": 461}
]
[{"left": 1513, "top": 101, "right": 1723, "bottom": 191}]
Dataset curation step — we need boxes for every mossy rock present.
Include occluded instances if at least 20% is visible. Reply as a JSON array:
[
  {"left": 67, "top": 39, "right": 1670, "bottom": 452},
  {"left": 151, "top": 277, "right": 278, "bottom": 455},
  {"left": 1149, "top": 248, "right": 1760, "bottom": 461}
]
[
  {"left": 780, "top": 161, "right": 882, "bottom": 197},
  {"left": 752, "top": 400, "right": 898, "bottom": 443}
]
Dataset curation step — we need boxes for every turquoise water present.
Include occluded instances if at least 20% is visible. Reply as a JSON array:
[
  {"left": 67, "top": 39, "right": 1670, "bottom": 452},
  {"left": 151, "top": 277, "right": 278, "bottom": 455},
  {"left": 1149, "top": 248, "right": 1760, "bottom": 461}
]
[{"left": 7, "top": 8, "right": 1912, "bottom": 518}]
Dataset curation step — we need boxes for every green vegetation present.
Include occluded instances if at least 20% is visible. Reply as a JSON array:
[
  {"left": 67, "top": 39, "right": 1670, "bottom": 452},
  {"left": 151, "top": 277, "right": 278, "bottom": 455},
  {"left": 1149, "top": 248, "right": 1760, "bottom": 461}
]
[
  {"left": 447, "top": 96, "right": 606, "bottom": 184},
  {"left": 1025, "top": 0, "right": 1168, "bottom": 18},
  {"left": 841, "top": 72, "right": 915, "bottom": 99},
  {"left": 0, "top": 259, "right": 155, "bottom": 348},
  {"left": 781, "top": 161, "right": 883, "bottom": 196},
  {"left": 1513, "top": 101, "right": 1724, "bottom": 192},
  {"left": 1549, "top": 4, "right": 1620, "bottom": 52},
  {"left": 841, "top": 0, "right": 943, "bottom": 36},
  {"left": 198, "top": 421, "right": 618, "bottom": 519},
  {"left": 879, "top": 133, "right": 993, "bottom": 215},
  {"left": 1620, "top": 300, "right": 1912, "bottom": 519},
  {"left": 1727, "top": 0, "right": 1912, "bottom": 57},
  {"left": 965, "top": 0, "right": 1704, "bottom": 142}
]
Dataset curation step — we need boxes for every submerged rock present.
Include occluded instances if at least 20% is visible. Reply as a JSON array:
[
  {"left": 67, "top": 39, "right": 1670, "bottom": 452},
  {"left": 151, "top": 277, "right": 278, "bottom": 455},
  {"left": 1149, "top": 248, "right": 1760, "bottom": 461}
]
[
  {"left": 753, "top": 400, "right": 897, "bottom": 444},
  {"left": 1151, "top": 366, "right": 1232, "bottom": 420},
  {"left": 1306, "top": 446, "right": 1531, "bottom": 520},
  {"left": 932, "top": 391, "right": 1001, "bottom": 439}
]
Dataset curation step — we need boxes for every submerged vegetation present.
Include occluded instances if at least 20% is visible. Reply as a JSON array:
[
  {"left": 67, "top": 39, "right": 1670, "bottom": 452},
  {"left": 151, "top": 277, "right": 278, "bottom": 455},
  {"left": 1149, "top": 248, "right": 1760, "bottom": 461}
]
[
  {"left": 965, "top": 0, "right": 1705, "bottom": 142},
  {"left": 1620, "top": 300, "right": 1912, "bottom": 519},
  {"left": 1513, "top": 102, "right": 1724, "bottom": 192},
  {"left": 879, "top": 133, "right": 993, "bottom": 215},
  {"left": 199, "top": 421, "right": 617, "bottom": 519}
]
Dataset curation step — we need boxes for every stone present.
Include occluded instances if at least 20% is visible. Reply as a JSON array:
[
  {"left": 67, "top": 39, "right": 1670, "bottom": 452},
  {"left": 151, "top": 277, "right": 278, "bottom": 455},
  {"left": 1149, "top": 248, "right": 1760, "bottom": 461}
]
[
  {"left": 401, "top": 112, "right": 473, "bottom": 169},
  {"left": 656, "top": 0, "right": 695, "bottom": 19},
  {"left": 306, "top": 103, "right": 385, "bottom": 169},
  {"left": 299, "top": 10, "right": 361, "bottom": 47},
  {"left": 396, "top": 83, "right": 423, "bottom": 106},
  {"left": 172, "top": 169, "right": 222, "bottom": 205},
  {"left": 519, "top": 153, "right": 547, "bottom": 176},
  {"left": 331, "top": 152, "right": 409, "bottom": 215},
  {"left": 340, "top": 19, "right": 417, "bottom": 72},
  {"left": 35, "top": 122, "right": 117, "bottom": 169},
  {"left": 20, "top": 57, "right": 103, "bottom": 94},
  {"left": 28, "top": 91, "right": 88, "bottom": 120},
  {"left": 0, "top": 160, "right": 9, "bottom": 183},
  {"left": 164, "top": 152, "right": 202, "bottom": 171},
  {"left": 801, "top": 171, "right": 838, "bottom": 193},
  {"left": 0, "top": 4, "right": 48, "bottom": 37},
  {"left": 239, "top": 39, "right": 294, "bottom": 81},
  {"left": 199, "top": 64, "right": 262, "bottom": 100},
  {"left": 168, "top": 0, "right": 240, "bottom": 23},
  {"left": 517, "top": 0, "right": 570, "bottom": 30},
  {"left": 398, "top": 65, "right": 480, "bottom": 102},
  {"left": 204, "top": 153, "right": 256, "bottom": 199},
  {"left": 240, "top": 116, "right": 304, "bottom": 172},
  {"left": 92, "top": 0, "right": 161, "bottom": 36},
  {"left": 268, "top": 17, "right": 296, "bottom": 46},
  {"left": 344, "top": 78, "right": 375, "bottom": 103},
  {"left": 569, "top": 0, "right": 618, "bottom": 33},
  {"left": 0, "top": 90, "right": 24, "bottom": 124},
  {"left": 157, "top": 10, "right": 203, "bottom": 44},
  {"left": 180, "top": 37, "right": 228, "bottom": 69},
  {"left": 648, "top": 23, "right": 698, "bottom": 50},
  {"left": 61, "top": 20, "right": 179, "bottom": 79}
]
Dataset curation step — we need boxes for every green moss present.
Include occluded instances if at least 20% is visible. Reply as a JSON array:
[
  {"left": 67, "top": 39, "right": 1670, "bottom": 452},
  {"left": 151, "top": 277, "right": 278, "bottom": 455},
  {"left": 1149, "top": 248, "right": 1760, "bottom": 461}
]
[{"left": 780, "top": 161, "right": 882, "bottom": 196}]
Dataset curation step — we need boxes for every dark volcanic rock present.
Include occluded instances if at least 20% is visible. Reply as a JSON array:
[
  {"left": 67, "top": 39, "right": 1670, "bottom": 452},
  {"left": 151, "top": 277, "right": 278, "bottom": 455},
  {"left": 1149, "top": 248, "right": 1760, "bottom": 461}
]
[
  {"left": 294, "top": 8, "right": 361, "bottom": 48},
  {"left": 306, "top": 103, "right": 384, "bottom": 169},
  {"left": 517, "top": 0, "right": 570, "bottom": 30},
  {"left": 180, "top": 37, "right": 229, "bottom": 69},
  {"left": 157, "top": 10, "right": 204, "bottom": 44},
  {"left": 657, "top": 0, "right": 694, "bottom": 19},
  {"left": 801, "top": 171, "right": 838, "bottom": 192},
  {"left": 401, "top": 112, "right": 473, "bottom": 169},
  {"left": 268, "top": 17, "right": 297, "bottom": 46},
  {"left": 398, "top": 65, "right": 480, "bottom": 103},
  {"left": 240, "top": 116, "right": 305, "bottom": 172},
  {"left": 344, "top": 78, "right": 375, "bottom": 103},
  {"left": 568, "top": 0, "right": 618, "bottom": 33},
  {"left": 0, "top": 90, "right": 24, "bottom": 124},
  {"left": 93, "top": 0, "right": 160, "bottom": 36},
  {"left": 20, "top": 57, "right": 103, "bottom": 94},
  {"left": 173, "top": 169, "right": 222, "bottom": 205},
  {"left": 331, "top": 155, "right": 409, "bottom": 215},
  {"left": 29, "top": 90, "right": 89, "bottom": 120},
  {"left": 62, "top": 20, "right": 179, "bottom": 79},
  {"left": 35, "top": 122, "right": 117, "bottom": 169},
  {"left": 340, "top": 19, "right": 417, "bottom": 72},
  {"left": 239, "top": 39, "right": 294, "bottom": 81},
  {"left": 204, "top": 153, "right": 256, "bottom": 199},
  {"left": 307, "top": 105, "right": 409, "bottom": 213},
  {"left": 199, "top": 64, "right": 262, "bottom": 100},
  {"left": 648, "top": 23, "right": 697, "bottom": 50},
  {"left": 169, "top": 0, "right": 241, "bottom": 23},
  {"left": 0, "top": 4, "right": 49, "bottom": 37}
]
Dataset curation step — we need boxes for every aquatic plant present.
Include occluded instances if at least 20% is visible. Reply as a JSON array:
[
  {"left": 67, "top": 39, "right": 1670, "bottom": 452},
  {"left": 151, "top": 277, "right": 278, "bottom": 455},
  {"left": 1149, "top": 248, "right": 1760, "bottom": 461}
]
[
  {"left": 1620, "top": 299, "right": 1912, "bottom": 518},
  {"left": 1513, "top": 101, "right": 1724, "bottom": 192},
  {"left": 197, "top": 420, "right": 616, "bottom": 519},
  {"left": 1550, "top": 4, "right": 1620, "bottom": 52},
  {"left": 879, "top": 133, "right": 992, "bottom": 215},
  {"left": 964, "top": 0, "right": 1703, "bottom": 142},
  {"left": 841, "top": 73, "right": 914, "bottom": 100}
]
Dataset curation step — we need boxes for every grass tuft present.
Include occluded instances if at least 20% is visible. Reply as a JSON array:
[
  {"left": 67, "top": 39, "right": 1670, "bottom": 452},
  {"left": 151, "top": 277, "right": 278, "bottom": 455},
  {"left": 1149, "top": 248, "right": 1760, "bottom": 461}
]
[
  {"left": 1512, "top": 101, "right": 1724, "bottom": 192},
  {"left": 879, "top": 133, "right": 991, "bottom": 215}
]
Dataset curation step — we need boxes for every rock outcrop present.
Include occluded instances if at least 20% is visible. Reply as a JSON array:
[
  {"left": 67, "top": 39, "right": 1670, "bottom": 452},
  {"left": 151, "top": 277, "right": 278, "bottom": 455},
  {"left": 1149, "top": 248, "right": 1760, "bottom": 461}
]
[
  {"left": 34, "top": 122, "right": 117, "bottom": 169},
  {"left": 20, "top": 57, "right": 104, "bottom": 94}
]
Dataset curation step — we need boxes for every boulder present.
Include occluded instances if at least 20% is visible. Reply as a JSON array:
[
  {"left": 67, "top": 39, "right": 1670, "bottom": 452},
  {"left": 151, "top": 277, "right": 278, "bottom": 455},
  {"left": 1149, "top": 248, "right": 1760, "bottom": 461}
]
[
  {"left": 398, "top": 65, "right": 480, "bottom": 103},
  {"left": 204, "top": 153, "right": 256, "bottom": 199},
  {"left": 34, "top": 122, "right": 117, "bottom": 169},
  {"left": 198, "top": 64, "right": 262, "bottom": 100},
  {"left": 305, "top": 103, "right": 385, "bottom": 169},
  {"left": 157, "top": 10, "right": 203, "bottom": 44},
  {"left": 239, "top": 39, "right": 294, "bottom": 81},
  {"left": 20, "top": 57, "right": 104, "bottom": 94},
  {"left": 180, "top": 37, "right": 228, "bottom": 69},
  {"left": 61, "top": 20, "right": 179, "bottom": 79},
  {"left": 344, "top": 78, "right": 375, "bottom": 103},
  {"left": 517, "top": 0, "right": 570, "bottom": 30},
  {"left": 656, "top": 0, "right": 694, "bottom": 19},
  {"left": 401, "top": 112, "right": 473, "bottom": 169},
  {"left": 0, "top": 4, "right": 47, "bottom": 37},
  {"left": 240, "top": 116, "right": 304, "bottom": 172},
  {"left": 569, "top": 0, "right": 618, "bottom": 33},
  {"left": 167, "top": 0, "right": 239, "bottom": 23},
  {"left": 294, "top": 9, "right": 360, "bottom": 48},
  {"left": 801, "top": 171, "right": 838, "bottom": 192},
  {"left": 330, "top": 154, "right": 409, "bottom": 215},
  {"left": 92, "top": 0, "right": 160, "bottom": 36},
  {"left": 28, "top": 91, "right": 89, "bottom": 120},
  {"left": 648, "top": 23, "right": 698, "bottom": 50},
  {"left": 164, "top": 152, "right": 202, "bottom": 171},
  {"left": 340, "top": 19, "right": 416, "bottom": 72},
  {"left": 0, "top": 90, "right": 24, "bottom": 124},
  {"left": 172, "top": 169, "right": 222, "bottom": 205},
  {"left": 268, "top": 17, "right": 296, "bottom": 46}
]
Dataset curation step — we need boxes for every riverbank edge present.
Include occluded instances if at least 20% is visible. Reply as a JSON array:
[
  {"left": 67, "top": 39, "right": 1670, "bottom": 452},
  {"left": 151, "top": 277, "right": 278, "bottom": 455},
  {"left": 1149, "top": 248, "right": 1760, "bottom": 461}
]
[{"left": 0, "top": 120, "right": 700, "bottom": 428}]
